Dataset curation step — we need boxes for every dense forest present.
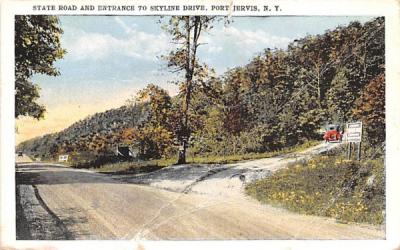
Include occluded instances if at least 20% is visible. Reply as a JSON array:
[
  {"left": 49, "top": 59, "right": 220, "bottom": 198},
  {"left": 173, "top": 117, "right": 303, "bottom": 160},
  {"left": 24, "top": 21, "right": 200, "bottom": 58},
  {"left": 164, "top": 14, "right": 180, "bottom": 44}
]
[{"left": 17, "top": 17, "right": 385, "bottom": 164}]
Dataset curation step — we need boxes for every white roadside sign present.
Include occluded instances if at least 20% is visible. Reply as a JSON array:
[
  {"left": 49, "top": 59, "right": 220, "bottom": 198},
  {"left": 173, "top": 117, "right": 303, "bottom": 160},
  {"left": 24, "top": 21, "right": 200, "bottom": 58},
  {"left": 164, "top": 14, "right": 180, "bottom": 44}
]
[
  {"left": 346, "top": 121, "right": 363, "bottom": 143},
  {"left": 58, "top": 154, "right": 69, "bottom": 162}
]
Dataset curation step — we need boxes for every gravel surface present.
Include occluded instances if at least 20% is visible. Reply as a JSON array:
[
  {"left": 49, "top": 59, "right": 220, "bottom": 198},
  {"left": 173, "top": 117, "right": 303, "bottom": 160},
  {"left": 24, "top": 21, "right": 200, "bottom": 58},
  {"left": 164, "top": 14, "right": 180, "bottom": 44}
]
[{"left": 114, "top": 142, "right": 340, "bottom": 198}]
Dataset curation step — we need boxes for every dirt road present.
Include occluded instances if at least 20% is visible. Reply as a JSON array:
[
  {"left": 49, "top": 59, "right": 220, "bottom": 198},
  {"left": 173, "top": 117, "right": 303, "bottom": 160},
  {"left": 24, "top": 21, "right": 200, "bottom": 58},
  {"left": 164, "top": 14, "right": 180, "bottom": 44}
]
[{"left": 15, "top": 143, "right": 385, "bottom": 240}]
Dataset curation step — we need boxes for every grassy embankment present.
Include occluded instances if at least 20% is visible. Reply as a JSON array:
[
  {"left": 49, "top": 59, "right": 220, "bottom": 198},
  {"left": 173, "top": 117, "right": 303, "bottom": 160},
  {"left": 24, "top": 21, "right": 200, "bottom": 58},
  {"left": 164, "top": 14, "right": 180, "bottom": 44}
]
[
  {"left": 91, "top": 140, "right": 320, "bottom": 174},
  {"left": 245, "top": 152, "right": 385, "bottom": 225}
]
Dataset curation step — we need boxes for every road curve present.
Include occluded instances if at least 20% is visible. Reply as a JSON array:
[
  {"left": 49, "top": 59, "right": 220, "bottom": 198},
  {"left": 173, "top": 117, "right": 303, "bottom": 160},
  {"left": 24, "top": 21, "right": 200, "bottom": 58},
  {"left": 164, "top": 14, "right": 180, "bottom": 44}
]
[{"left": 15, "top": 144, "right": 385, "bottom": 240}]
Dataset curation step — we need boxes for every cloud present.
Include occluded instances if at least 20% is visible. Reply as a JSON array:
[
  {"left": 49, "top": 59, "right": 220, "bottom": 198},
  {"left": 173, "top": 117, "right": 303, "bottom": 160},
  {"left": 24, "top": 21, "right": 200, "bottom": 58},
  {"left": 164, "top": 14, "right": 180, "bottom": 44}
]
[
  {"left": 202, "top": 26, "right": 292, "bottom": 55},
  {"left": 65, "top": 20, "right": 171, "bottom": 61},
  {"left": 223, "top": 26, "right": 292, "bottom": 48},
  {"left": 67, "top": 32, "right": 118, "bottom": 60},
  {"left": 63, "top": 18, "right": 291, "bottom": 73},
  {"left": 114, "top": 16, "right": 138, "bottom": 34},
  {"left": 207, "top": 46, "right": 223, "bottom": 53}
]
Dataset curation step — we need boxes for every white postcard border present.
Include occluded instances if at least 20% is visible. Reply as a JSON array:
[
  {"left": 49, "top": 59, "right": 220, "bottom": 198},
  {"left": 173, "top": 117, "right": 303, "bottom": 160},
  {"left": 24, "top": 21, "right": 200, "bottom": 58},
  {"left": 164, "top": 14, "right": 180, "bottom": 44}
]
[{"left": 1, "top": 0, "right": 399, "bottom": 249}]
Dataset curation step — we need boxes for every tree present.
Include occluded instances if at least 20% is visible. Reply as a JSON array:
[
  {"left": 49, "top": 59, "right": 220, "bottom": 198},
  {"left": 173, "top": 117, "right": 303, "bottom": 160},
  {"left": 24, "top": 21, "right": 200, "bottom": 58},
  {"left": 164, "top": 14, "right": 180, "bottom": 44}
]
[
  {"left": 287, "top": 21, "right": 365, "bottom": 110},
  {"left": 15, "top": 15, "right": 66, "bottom": 119},
  {"left": 161, "top": 16, "right": 217, "bottom": 164},
  {"left": 244, "top": 49, "right": 294, "bottom": 127},
  {"left": 136, "top": 84, "right": 172, "bottom": 128},
  {"left": 353, "top": 73, "right": 385, "bottom": 146},
  {"left": 221, "top": 67, "right": 249, "bottom": 135},
  {"left": 325, "top": 68, "right": 354, "bottom": 122},
  {"left": 287, "top": 35, "right": 333, "bottom": 109},
  {"left": 125, "top": 84, "right": 175, "bottom": 159}
]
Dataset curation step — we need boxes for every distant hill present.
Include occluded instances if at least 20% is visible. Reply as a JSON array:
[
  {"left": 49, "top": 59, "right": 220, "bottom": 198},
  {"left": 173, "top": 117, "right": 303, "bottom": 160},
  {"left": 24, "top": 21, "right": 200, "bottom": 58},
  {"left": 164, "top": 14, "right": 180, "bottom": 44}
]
[{"left": 17, "top": 103, "right": 149, "bottom": 161}]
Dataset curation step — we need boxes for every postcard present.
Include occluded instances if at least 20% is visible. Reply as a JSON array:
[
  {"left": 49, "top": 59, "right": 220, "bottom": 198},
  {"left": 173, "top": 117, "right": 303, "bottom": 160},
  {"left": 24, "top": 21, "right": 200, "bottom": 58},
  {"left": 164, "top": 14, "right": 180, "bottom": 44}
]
[{"left": 1, "top": 0, "right": 399, "bottom": 249}]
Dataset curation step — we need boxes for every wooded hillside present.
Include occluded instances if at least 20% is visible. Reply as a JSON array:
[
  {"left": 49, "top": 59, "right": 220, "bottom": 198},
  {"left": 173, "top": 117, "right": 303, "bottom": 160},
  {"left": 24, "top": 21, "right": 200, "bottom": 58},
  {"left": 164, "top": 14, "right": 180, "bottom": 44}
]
[
  {"left": 17, "top": 17, "right": 385, "bottom": 163},
  {"left": 17, "top": 104, "right": 150, "bottom": 160}
]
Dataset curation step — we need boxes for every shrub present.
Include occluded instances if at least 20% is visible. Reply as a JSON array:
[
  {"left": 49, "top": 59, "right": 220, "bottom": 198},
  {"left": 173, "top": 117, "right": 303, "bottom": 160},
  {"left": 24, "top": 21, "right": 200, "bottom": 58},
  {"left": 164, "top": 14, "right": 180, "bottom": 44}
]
[{"left": 245, "top": 155, "right": 385, "bottom": 225}]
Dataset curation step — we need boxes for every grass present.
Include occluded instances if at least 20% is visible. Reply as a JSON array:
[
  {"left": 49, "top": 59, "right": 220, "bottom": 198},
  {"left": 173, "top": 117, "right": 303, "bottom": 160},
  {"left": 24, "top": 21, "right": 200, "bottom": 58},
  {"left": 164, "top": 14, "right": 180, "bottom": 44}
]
[
  {"left": 245, "top": 155, "right": 385, "bottom": 225},
  {"left": 92, "top": 157, "right": 177, "bottom": 174},
  {"left": 91, "top": 140, "right": 320, "bottom": 174},
  {"left": 186, "top": 140, "right": 320, "bottom": 164}
]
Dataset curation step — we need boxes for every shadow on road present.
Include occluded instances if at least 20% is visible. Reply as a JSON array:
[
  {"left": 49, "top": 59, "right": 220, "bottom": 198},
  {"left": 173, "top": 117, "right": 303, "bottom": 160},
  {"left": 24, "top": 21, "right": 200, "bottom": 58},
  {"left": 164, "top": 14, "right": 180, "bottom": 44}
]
[
  {"left": 115, "top": 164, "right": 226, "bottom": 184},
  {"left": 16, "top": 167, "right": 122, "bottom": 186}
]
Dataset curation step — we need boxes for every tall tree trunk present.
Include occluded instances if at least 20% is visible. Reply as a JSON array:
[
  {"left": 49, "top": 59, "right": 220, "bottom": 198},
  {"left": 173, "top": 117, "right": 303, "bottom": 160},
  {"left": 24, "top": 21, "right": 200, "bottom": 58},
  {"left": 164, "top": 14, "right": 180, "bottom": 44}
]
[
  {"left": 178, "top": 17, "right": 192, "bottom": 164},
  {"left": 172, "top": 16, "right": 205, "bottom": 164}
]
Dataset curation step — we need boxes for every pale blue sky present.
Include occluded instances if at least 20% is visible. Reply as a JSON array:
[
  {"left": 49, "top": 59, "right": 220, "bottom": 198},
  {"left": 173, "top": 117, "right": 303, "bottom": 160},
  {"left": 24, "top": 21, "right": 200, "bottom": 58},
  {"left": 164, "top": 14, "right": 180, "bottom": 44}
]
[{"left": 19, "top": 16, "right": 377, "bottom": 143}]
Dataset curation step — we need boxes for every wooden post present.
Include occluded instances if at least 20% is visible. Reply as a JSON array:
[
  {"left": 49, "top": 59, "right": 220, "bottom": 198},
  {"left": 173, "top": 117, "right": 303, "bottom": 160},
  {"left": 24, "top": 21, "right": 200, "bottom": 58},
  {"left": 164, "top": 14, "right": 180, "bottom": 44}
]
[
  {"left": 347, "top": 142, "right": 350, "bottom": 160},
  {"left": 357, "top": 142, "right": 362, "bottom": 161},
  {"left": 347, "top": 142, "right": 352, "bottom": 160}
]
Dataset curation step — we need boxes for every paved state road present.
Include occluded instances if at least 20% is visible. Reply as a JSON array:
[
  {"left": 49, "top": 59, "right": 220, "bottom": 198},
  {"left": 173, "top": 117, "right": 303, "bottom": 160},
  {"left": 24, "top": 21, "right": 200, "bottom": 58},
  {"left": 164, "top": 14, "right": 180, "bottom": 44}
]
[{"left": 15, "top": 144, "right": 385, "bottom": 240}]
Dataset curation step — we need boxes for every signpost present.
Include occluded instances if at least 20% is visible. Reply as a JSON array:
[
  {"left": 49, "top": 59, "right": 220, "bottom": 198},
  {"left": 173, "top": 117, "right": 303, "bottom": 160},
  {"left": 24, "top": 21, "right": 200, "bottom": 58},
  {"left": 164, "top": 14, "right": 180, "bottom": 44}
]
[
  {"left": 58, "top": 155, "right": 69, "bottom": 162},
  {"left": 346, "top": 122, "right": 362, "bottom": 143},
  {"left": 345, "top": 121, "right": 363, "bottom": 160}
]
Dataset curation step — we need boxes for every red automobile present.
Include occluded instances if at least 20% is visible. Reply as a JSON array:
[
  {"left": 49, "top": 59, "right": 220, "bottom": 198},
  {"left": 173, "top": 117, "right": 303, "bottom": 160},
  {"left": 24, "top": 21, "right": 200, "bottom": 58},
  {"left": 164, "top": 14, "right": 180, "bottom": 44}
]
[{"left": 323, "top": 124, "right": 342, "bottom": 142}]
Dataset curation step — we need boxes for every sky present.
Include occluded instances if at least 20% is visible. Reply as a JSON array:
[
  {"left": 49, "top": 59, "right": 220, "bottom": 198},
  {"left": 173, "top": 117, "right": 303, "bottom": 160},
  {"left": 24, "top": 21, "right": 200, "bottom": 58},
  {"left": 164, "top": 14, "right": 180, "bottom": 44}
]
[{"left": 15, "top": 15, "right": 376, "bottom": 144}]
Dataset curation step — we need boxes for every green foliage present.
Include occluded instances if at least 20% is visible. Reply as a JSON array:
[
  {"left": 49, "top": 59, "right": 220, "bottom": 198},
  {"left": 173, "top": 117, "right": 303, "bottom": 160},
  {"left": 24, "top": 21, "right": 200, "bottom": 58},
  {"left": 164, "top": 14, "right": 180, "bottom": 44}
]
[
  {"left": 246, "top": 155, "right": 385, "bottom": 225},
  {"left": 221, "top": 68, "right": 250, "bottom": 134},
  {"left": 353, "top": 74, "right": 385, "bottom": 146},
  {"left": 15, "top": 15, "right": 66, "bottom": 119},
  {"left": 136, "top": 84, "right": 172, "bottom": 127},
  {"left": 135, "top": 125, "right": 174, "bottom": 159},
  {"left": 210, "top": 17, "right": 384, "bottom": 153},
  {"left": 119, "top": 84, "right": 174, "bottom": 159},
  {"left": 88, "top": 158, "right": 177, "bottom": 174},
  {"left": 187, "top": 140, "right": 319, "bottom": 164}
]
